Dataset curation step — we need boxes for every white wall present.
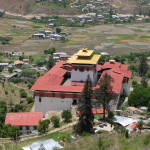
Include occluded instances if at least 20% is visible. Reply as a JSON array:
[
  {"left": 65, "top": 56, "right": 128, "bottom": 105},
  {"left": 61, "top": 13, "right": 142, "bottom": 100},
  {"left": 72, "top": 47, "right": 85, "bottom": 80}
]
[
  {"left": 121, "top": 83, "right": 130, "bottom": 96},
  {"left": 34, "top": 96, "right": 73, "bottom": 115},
  {"left": 21, "top": 126, "right": 36, "bottom": 134},
  {"left": 71, "top": 69, "right": 96, "bottom": 82}
]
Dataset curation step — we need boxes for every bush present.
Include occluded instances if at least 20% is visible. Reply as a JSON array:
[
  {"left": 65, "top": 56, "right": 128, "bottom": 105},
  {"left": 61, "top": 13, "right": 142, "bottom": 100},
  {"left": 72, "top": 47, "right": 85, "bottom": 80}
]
[
  {"left": 38, "top": 119, "right": 50, "bottom": 134},
  {"left": 44, "top": 47, "right": 56, "bottom": 55},
  {"left": 61, "top": 110, "right": 72, "bottom": 122},
  {"left": 132, "top": 80, "right": 138, "bottom": 87},
  {"left": 26, "top": 97, "right": 33, "bottom": 104},
  {"left": 51, "top": 116, "right": 60, "bottom": 128},
  {"left": 20, "top": 89, "right": 27, "bottom": 98}
]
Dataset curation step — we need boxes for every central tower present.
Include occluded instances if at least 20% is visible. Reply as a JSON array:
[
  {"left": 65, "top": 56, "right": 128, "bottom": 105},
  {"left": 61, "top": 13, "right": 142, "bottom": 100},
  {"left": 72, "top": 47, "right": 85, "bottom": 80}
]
[{"left": 67, "top": 48, "right": 101, "bottom": 85}]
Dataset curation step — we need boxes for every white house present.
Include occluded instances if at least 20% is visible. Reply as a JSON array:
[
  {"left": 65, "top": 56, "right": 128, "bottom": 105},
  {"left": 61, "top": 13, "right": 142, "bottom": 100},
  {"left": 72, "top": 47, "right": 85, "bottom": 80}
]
[{"left": 5, "top": 112, "right": 43, "bottom": 134}]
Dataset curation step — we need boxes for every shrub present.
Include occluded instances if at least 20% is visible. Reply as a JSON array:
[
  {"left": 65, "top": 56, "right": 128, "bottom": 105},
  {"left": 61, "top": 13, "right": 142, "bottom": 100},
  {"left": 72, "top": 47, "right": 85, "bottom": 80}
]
[
  {"left": 20, "top": 89, "right": 27, "bottom": 98},
  {"left": 61, "top": 110, "right": 72, "bottom": 122},
  {"left": 51, "top": 115, "right": 60, "bottom": 128},
  {"left": 26, "top": 97, "right": 33, "bottom": 104}
]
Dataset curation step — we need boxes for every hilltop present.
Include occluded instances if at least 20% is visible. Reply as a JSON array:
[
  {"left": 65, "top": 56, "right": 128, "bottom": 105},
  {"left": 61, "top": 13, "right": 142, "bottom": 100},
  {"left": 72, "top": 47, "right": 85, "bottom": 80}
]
[{"left": 0, "top": 0, "right": 150, "bottom": 16}]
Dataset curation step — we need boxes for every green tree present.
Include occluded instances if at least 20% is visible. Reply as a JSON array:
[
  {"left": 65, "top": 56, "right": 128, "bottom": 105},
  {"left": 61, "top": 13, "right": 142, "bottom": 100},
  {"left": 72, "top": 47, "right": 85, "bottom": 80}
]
[
  {"left": 95, "top": 73, "right": 115, "bottom": 120},
  {"left": 0, "top": 101, "right": 7, "bottom": 123},
  {"left": 55, "top": 27, "right": 61, "bottom": 34},
  {"left": 51, "top": 116, "right": 60, "bottom": 128},
  {"left": 137, "top": 120, "right": 144, "bottom": 132},
  {"left": 20, "top": 89, "right": 27, "bottom": 98},
  {"left": 0, "top": 66, "right": 4, "bottom": 72},
  {"left": 8, "top": 67, "right": 14, "bottom": 73},
  {"left": 141, "top": 77, "right": 148, "bottom": 88},
  {"left": 139, "top": 54, "right": 149, "bottom": 76},
  {"left": 74, "top": 76, "right": 94, "bottom": 135},
  {"left": 61, "top": 110, "right": 72, "bottom": 122},
  {"left": 8, "top": 125, "right": 21, "bottom": 140},
  {"left": 44, "top": 47, "right": 56, "bottom": 55},
  {"left": 47, "top": 55, "right": 55, "bottom": 70},
  {"left": 132, "top": 80, "right": 138, "bottom": 87},
  {"left": 0, "top": 12, "right": 4, "bottom": 17},
  {"left": 128, "top": 86, "right": 150, "bottom": 107},
  {"left": 38, "top": 119, "right": 50, "bottom": 134}
]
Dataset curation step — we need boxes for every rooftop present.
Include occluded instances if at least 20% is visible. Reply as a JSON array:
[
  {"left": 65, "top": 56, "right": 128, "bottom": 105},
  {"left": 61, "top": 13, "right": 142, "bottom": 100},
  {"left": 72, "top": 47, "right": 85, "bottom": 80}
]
[
  {"left": 5, "top": 112, "right": 43, "bottom": 126},
  {"left": 31, "top": 60, "right": 132, "bottom": 94},
  {"left": 67, "top": 48, "right": 101, "bottom": 64}
]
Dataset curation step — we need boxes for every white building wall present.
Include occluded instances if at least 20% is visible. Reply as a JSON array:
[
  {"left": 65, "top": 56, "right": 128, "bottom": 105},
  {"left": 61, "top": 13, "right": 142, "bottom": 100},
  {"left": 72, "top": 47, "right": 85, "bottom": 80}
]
[
  {"left": 71, "top": 69, "right": 95, "bottom": 82},
  {"left": 21, "top": 126, "right": 36, "bottom": 134},
  {"left": 34, "top": 96, "right": 73, "bottom": 115},
  {"left": 121, "top": 83, "right": 130, "bottom": 96}
]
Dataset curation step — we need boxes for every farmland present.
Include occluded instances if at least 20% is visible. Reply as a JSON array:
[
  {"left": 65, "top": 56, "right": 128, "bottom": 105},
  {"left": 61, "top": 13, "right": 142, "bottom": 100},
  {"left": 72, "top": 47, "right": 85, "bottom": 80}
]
[{"left": 0, "top": 17, "right": 150, "bottom": 56}]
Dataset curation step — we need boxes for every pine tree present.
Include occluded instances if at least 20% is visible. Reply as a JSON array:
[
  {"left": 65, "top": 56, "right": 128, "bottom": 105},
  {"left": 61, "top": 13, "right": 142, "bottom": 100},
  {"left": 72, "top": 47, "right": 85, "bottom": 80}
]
[
  {"left": 74, "top": 76, "right": 94, "bottom": 135},
  {"left": 141, "top": 76, "right": 148, "bottom": 88},
  {"left": 139, "top": 54, "right": 149, "bottom": 77},
  {"left": 95, "top": 73, "right": 115, "bottom": 120},
  {"left": 47, "top": 55, "right": 55, "bottom": 70}
]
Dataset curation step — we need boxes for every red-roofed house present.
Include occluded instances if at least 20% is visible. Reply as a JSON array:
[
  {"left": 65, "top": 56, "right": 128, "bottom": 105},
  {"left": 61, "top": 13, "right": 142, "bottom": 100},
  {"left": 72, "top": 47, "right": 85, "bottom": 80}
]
[
  {"left": 14, "top": 60, "right": 24, "bottom": 67},
  {"left": 5, "top": 112, "right": 43, "bottom": 134},
  {"left": 31, "top": 48, "right": 132, "bottom": 115},
  {"left": 126, "top": 107, "right": 142, "bottom": 114}
]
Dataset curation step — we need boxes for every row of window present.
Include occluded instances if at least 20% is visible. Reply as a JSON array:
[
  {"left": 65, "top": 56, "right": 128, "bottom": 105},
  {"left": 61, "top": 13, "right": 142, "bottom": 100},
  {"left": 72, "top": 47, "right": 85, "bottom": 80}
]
[
  {"left": 74, "top": 67, "right": 89, "bottom": 72},
  {"left": 20, "top": 126, "right": 37, "bottom": 130}
]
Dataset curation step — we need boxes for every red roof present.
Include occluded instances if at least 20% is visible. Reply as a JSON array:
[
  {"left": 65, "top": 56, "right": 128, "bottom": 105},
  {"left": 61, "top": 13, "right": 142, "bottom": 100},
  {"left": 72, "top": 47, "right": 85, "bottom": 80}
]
[
  {"left": 31, "top": 61, "right": 132, "bottom": 94},
  {"left": 77, "top": 109, "right": 108, "bottom": 115},
  {"left": 14, "top": 61, "right": 24, "bottom": 65},
  {"left": 127, "top": 107, "right": 140, "bottom": 111},
  {"left": 5, "top": 112, "right": 43, "bottom": 126}
]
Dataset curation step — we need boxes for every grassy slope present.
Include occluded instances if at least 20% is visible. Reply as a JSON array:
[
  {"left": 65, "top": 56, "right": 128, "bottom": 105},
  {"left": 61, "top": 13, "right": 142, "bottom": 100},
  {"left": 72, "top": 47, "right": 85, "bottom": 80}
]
[
  {"left": 5, "top": 130, "right": 150, "bottom": 150},
  {"left": 0, "top": 0, "right": 77, "bottom": 15}
]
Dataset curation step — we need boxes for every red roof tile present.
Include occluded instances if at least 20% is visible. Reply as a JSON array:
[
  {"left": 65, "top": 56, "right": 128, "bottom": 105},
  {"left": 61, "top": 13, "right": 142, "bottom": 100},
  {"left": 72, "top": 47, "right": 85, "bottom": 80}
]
[
  {"left": 31, "top": 60, "right": 132, "bottom": 94},
  {"left": 5, "top": 112, "right": 43, "bottom": 126}
]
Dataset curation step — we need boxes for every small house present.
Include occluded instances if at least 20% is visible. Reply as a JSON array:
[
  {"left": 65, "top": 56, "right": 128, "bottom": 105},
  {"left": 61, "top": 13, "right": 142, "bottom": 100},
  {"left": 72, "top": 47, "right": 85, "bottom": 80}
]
[
  {"left": 126, "top": 107, "right": 142, "bottom": 114},
  {"left": 32, "top": 33, "right": 45, "bottom": 39},
  {"left": 22, "top": 139, "right": 63, "bottom": 150},
  {"left": 5, "top": 112, "right": 43, "bottom": 134},
  {"left": 14, "top": 60, "right": 24, "bottom": 67},
  {"left": 0, "top": 63, "right": 9, "bottom": 71}
]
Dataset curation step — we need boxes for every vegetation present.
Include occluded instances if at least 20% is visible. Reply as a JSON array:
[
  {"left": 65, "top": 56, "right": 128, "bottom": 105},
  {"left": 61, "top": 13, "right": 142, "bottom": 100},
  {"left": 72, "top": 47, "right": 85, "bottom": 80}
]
[
  {"left": 0, "top": 36, "right": 13, "bottom": 45},
  {"left": 20, "top": 89, "right": 27, "bottom": 98},
  {"left": 61, "top": 110, "right": 72, "bottom": 122},
  {"left": 44, "top": 47, "right": 56, "bottom": 55},
  {"left": 47, "top": 55, "right": 55, "bottom": 70},
  {"left": 128, "top": 86, "right": 150, "bottom": 107},
  {"left": 95, "top": 73, "right": 115, "bottom": 120},
  {"left": 38, "top": 119, "right": 50, "bottom": 134},
  {"left": 0, "top": 124, "right": 20, "bottom": 140},
  {"left": 74, "top": 76, "right": 94, "bottom": 135},
  {"left": 51, "top": 116, "right": 60, "bottom": 128}
]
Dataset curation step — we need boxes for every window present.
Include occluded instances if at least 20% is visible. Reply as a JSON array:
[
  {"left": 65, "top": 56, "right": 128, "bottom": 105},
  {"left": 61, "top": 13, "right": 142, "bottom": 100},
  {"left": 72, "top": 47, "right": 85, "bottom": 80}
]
[
  {"left": 79, "top": 67, "right": 84, "bottom": 72},
  {"left": 74, "top": 67, "right": 77, "bottom": 71},
  {"left": 39, "top": 97, "right": 41, "bottom": 102},
  {"left": 86, "top": 67, "right": 89, "bottom": 71},
  {"left": 33, "top": 126, "right": 37, "bottom": 130}
]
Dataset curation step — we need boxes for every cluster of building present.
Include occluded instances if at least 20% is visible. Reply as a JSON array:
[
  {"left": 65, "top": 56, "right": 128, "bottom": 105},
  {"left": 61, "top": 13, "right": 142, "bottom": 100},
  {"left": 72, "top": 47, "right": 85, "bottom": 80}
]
[
  {"left": 32, "top": 30, "right": 70, "bottom": 40},
  {"left": 31, "top": 48, "right": 132, "bottom": 115},
  {"left": 0, "top": 59, "right": 29, "bottom": 81}
]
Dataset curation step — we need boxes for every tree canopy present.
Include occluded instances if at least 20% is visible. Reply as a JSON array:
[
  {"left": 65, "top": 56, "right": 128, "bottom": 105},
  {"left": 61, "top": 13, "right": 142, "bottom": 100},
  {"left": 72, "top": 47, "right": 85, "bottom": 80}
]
[
  {"left": 61, "top": 110, "right": 72, "bottom": 122},
  {"left": 95, "top": 73, "right": 115, "bottom": 120},
  {"left": 128, "top": 86, "right": 150, "bottom": 107},
  {"left": 74, "top": 76, "right": 94, "bottom": 135}
]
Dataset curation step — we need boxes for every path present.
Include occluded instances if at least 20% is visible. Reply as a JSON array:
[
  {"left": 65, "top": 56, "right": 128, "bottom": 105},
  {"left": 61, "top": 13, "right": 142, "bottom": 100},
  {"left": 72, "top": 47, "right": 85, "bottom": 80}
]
[{"left": 19, "top": 121, "right": 77, "bottom": 142}]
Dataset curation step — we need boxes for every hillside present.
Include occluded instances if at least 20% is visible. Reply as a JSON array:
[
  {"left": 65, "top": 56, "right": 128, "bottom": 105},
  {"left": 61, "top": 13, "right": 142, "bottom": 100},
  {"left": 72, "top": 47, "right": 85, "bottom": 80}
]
[
  {"left": 0, "top": 0, "right": 150, "bottom": 16},
  {"left": 0, "top": 0, "right": 77, "bottom": 15}
]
